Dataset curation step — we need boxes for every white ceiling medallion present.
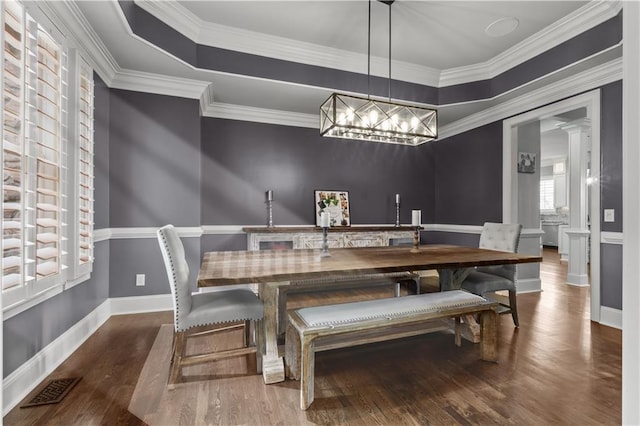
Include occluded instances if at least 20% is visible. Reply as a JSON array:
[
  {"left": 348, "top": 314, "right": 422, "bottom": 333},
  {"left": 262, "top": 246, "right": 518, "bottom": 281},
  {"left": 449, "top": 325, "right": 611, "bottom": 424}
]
[{"left": 485, "top": 17, "right": 520, "bottom": 37}]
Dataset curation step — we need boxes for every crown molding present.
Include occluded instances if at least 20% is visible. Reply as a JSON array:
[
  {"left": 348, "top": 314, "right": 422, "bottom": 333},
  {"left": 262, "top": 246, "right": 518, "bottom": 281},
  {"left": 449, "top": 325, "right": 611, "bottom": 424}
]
[
  {"left": 439, "top": 56, "right": 622, "bottom": 140},
  {"left": 136, "top": 0, "right": 619, "bottom": 89},
  {"left": 38, "top": 0, "right": 119, "bottom": 85},
  {"left": 135, "top": 0, "right": 441, "bottom": 87},
  {"left": 110, "top": 70, "right": 210, "bottom": 100},
  {"left": 201, "top": 51, "right": 621, "bottom": 132},
  {"left": 202, "top": 102, "right": 318, "bottom": 129},
  {"left": 440, "top": 1, "right": 621, "bottom": 87}
]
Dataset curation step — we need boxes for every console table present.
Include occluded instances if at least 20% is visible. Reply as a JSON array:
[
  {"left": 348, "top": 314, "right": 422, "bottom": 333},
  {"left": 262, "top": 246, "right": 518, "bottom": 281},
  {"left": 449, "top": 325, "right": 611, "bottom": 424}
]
[{"left": 243, "top": 226, "right": 416, "bottom": 251}]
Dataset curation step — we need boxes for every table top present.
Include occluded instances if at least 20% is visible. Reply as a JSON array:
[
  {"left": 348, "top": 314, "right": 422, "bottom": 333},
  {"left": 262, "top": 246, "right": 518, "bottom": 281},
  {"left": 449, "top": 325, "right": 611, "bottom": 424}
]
[{"left": 197, "top": 244, "right": 542, "bottom": 286}]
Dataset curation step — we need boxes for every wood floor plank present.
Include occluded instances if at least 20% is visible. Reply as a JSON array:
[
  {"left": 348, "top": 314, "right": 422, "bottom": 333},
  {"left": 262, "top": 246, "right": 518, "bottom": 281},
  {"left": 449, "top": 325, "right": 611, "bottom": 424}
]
[{"left": 3, "top": 248, "right": 621, "bottom": 425}]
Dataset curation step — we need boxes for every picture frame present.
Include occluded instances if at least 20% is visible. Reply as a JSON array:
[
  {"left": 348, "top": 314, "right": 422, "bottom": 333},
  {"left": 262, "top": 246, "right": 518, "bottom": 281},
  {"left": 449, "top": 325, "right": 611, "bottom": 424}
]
[
  {"left": 517, "top": 152, "right": 536, "bottom": 173},
  {"left": 314, "top": 190, "right": 350, "bottom": 227}
]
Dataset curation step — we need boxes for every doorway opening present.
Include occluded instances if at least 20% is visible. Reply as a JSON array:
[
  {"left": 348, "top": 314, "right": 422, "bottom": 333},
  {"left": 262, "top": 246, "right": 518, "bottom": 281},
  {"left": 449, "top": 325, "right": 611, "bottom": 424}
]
[{"left": 502, "top": 90, "right": 601, "bottom": 322}]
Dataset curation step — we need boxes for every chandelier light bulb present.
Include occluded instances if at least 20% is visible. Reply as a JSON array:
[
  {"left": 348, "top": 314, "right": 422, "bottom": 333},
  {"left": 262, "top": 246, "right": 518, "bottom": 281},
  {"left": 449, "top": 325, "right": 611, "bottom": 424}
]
[
  {"left": 346, "top": 108, "right": 354, "bottom": 121},
  {"left": 369, "top": 110, "right": 378, "bottom": 125}
]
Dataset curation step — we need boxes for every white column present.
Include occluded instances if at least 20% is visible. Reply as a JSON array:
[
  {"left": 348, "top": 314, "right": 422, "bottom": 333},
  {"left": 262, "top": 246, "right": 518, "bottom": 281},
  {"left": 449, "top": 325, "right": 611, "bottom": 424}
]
[
  {"left": 560, "top": 119, "right": 591, "bottom": 286},
  {"left": 623, "top": 2, "right": 640, "bottom": 423}
]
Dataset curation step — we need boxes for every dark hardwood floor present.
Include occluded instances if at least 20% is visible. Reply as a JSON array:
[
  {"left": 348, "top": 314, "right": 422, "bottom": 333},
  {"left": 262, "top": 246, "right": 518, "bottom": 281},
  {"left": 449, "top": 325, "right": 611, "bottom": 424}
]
[{"left": 4, "top": 247, "right": 621, "bottom": 425}]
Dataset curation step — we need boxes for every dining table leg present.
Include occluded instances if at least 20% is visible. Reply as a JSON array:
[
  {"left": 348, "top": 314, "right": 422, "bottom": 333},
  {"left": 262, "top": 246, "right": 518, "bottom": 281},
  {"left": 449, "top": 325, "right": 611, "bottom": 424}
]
[
  {"left": 438, "top": 267, "right": 472, "bottom": 291},
  {"left": 438, "top": 267, "right": 482, "bottom": 343},
  {"left": 259, "top": 281, "right": 286, "bottom": 384}
]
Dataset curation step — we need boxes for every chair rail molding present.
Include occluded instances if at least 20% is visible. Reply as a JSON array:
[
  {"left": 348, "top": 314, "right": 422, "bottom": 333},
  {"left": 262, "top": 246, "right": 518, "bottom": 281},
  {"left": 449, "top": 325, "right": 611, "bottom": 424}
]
[
  {"left": 95, "top": 224, "right": 545, "bottom": 240},
  {"left": 601, "top": 231, "right": 623, "bottom": 244}
]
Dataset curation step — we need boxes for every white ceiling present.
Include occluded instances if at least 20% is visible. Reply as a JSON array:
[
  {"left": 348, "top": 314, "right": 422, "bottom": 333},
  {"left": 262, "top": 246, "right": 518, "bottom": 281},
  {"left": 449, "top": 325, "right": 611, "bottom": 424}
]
[{"left": 70, "top": 0, "right": 617, "bottom": 129}]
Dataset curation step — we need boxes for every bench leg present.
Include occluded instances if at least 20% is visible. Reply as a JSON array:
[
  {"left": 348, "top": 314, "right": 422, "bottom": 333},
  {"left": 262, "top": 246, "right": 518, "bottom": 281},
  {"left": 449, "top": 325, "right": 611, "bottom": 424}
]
[
  {"left": 285, "top": 321, "right": 301, "bottom": 380},
  {"left": 480, "top": 309, "right": 498, "bottom": 362},
  {"left": 300, "top": 337, "right": 316, "bottom": 410},
  {"left": 454, "top": 316, "right": 462, "bottom": 347}
]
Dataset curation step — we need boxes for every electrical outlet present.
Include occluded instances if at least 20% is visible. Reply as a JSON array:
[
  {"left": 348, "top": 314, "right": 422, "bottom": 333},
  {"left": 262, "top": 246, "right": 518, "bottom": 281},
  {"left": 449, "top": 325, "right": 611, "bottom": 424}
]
[
  {"left": 604, "top": 209, "right": 615, "bottom": 223},
  {"left": 136, "top": 274, "right": 145, "bottom": 286}
]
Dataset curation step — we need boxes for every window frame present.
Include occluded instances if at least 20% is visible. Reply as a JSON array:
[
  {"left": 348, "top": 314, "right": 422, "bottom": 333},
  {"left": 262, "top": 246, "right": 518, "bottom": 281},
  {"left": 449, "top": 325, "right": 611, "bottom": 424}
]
[
  {"left": 2, "top": 0, "right": 95, "bottom": 318},
  {"left": 540, "top": 176, "right": 556, "bottom": 213}
]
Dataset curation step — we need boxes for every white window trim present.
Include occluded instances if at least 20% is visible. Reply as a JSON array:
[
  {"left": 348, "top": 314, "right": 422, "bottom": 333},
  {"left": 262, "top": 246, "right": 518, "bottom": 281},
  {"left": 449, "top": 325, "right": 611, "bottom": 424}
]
[{"left": 2, "top": 0, "right": 94, "bottom": 318}]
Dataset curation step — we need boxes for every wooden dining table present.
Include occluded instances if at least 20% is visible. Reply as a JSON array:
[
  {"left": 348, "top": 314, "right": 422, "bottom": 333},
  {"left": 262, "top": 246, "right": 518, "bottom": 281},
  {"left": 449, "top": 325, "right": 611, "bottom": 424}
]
[{"left": 197, "top": 244, "right": 541, "bottom": 384}]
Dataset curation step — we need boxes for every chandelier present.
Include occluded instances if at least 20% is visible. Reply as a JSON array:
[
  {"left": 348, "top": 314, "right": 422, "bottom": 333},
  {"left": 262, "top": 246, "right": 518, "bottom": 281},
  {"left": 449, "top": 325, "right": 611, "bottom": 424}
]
[{"left": 320, "top": 0, "right": 437, "bottom": 146}]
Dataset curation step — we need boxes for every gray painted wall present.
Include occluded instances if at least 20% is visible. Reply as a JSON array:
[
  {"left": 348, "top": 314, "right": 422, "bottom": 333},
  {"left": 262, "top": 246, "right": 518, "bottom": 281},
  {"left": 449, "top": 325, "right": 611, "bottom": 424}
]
[
  {"left": 431, "top": 122, "right": 503, "bottom": 225},
  {"left": 601, "top": 244, "right": 623, "bottom": 310},
  {"left": 108, "top": 90, "right": 201, "bottom": 227},
  {"left": 200, "top": 118, "right": 434, "bottom": 226},
  {"left": 94, "top": 74, "right": 110, "bottom": 229},
  {"left": 3, "top": 74, "right": 113, "bottom": 378},
  {"left": 3, "top": 243, "right": 110, "bottom": 377},
  {"left": 107, "top": 90, "right": 202, "bottom": 297},
  {"left": 517, "top": 121, "right": 542, "bottom": 229},
  {"left": 601, "top": 81, "right": 623, "bottom": 233},
  {"left": 599, "top": 81, "right": 623, "bottom": 309}
]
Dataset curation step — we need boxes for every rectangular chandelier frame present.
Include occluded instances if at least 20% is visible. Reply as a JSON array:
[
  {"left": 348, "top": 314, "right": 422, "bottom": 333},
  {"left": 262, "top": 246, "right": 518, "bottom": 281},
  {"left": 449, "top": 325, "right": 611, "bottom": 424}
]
[{"left": 320, "top": 93, "right": 437, "bottom": 146}]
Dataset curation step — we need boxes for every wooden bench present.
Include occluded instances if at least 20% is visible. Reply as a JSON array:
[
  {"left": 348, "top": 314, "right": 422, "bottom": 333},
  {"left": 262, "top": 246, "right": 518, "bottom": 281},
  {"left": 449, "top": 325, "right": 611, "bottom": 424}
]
[
  {"left": 277, "top": 271, "right": 421, "bottom": 335},
  {"left": 284, "top": 290, "right": 498, "bottom": 410}
]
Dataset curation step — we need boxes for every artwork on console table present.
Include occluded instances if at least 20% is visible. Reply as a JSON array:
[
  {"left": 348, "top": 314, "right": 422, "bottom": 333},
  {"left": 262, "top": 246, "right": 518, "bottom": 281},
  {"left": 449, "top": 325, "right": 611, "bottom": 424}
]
[
  {"left": 517, "top": 152, "right": 536, "bottom": 173},
  {"left": 315, "top": 190, "right": 350, "bottom": 227}
]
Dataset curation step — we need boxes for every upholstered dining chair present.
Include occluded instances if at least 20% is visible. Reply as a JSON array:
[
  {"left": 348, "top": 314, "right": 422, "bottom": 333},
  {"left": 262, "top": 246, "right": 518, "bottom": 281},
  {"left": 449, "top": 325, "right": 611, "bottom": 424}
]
[
  {"left": 157, "top": 224, "right": 264, "bottom": 387},
  {"left": 460, "top": 222, "right": 523, "bottom": 326}
]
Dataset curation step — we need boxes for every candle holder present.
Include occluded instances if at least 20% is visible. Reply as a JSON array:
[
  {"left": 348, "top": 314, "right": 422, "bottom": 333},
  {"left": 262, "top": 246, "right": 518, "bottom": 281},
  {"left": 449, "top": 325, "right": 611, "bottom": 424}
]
[
  {"left": 266, "top": 199, "right": 274, "bottom": 228},
  {"left": 410, "top": 226, "right": 421, "bottom": 253},
  {"left": 395, "top": 202, "right": 401, "bottom": 227},
  {"left": 320, "top": 227, "right": 331, "bottom": 257}
]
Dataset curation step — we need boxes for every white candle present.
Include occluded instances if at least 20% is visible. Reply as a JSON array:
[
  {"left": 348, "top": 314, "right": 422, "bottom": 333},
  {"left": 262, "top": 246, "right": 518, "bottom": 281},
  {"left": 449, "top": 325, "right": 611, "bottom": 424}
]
[
  {"left": 320, "top": 211, "right": 330, "bottom": 228},
  {"left": 411, "top": 209, "right": 421, "bottom": 227},
  {"left": 266, "top": 190, "right": 273, "bottom": 201},
  {"left": 395, "top": 193, "right": 400, "bottom": 204}
]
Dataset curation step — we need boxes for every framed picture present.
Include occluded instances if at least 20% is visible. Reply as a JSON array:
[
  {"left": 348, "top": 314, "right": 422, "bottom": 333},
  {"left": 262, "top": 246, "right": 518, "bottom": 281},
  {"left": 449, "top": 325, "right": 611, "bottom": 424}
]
[
  {"left": 517, "top": 152, "right": 536, "bottom": 173},
  {"left": 315, "top": 190, "right": 350, "bottom": 226}
]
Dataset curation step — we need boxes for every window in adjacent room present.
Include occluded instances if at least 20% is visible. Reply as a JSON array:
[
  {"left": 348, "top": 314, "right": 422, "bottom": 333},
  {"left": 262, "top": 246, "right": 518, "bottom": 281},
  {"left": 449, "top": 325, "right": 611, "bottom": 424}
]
[{"left": 540, "top": 177, "right": 555, "bottom": 211}]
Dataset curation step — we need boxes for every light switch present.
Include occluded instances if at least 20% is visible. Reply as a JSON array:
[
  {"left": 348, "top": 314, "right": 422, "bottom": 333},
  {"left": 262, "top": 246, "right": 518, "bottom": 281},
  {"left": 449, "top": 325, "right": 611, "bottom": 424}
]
[{"left": 604, "top": 209, "right": 615, "bottom": 222}]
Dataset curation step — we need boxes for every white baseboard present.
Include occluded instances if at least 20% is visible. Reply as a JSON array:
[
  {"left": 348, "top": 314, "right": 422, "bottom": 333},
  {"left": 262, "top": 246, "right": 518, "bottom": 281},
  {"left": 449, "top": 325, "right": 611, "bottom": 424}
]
[
  {"left": 600, "top": 306, "right": 622, "bottom": 329},
  {"left": 2, "top": 299, "right": 111, "bottom": 415},
  {"left": 109, "top": 294, "right": 173, "bottom": 316},
  {"left": 516, "top": 278, "right": 542, "bottom": 293}
]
